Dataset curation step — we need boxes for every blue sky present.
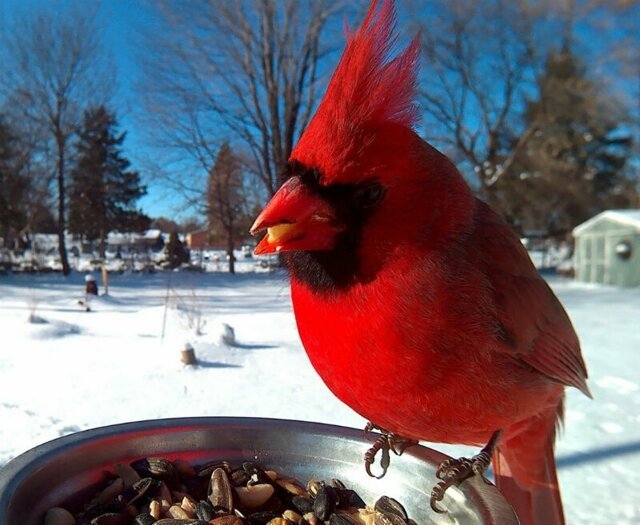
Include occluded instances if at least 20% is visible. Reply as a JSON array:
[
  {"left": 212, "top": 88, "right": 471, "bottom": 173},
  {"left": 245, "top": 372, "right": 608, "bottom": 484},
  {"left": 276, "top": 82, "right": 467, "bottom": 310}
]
[
  {"left": 1, "top": 1, "right": 367, "bottom": 220},
  {"left": 2, "top": 0, "right": 176, "bottom": 218},
  {"left": 2, "top": 0, "right": 638, "bottom": 221}
]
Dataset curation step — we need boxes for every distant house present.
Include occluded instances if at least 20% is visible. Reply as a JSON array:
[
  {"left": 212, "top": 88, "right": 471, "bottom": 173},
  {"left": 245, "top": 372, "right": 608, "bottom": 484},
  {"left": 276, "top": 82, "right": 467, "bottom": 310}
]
[
  {"left": 186, "top": 230, "right": 210, "bottom": 250},
  {"left": 139, "top": 229, "right": 165, "bottom": 251},
  {"left": 106, "top": 229, "right": 165, "bottom": 252},
  {"left": 573, "top": 209, "right": 640, "bottom": 287},
  {"left": 185, "top": 230, "right": 247, "bottom": 251}
]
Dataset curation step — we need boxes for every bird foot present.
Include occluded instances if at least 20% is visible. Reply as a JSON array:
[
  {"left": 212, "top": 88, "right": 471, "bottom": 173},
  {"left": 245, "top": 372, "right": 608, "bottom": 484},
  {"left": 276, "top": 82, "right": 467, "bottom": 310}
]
[
  {"left": 430, "top": 431, "right": 500, "bottom": 513},
  {"left": 363, "top": 422, "right": 418, "bottom": 479}
]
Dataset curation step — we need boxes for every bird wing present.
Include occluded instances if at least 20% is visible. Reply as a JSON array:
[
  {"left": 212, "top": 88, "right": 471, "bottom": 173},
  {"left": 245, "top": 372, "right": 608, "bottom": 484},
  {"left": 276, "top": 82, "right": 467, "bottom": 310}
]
[{"left": 471, "top": 200, "right": 591, "bottom": 397}]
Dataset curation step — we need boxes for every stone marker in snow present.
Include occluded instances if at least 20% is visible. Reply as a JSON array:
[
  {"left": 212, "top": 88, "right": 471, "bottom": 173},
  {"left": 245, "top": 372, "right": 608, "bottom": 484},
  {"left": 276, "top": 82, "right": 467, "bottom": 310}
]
[
  {"left": 221, "top": 323, "right": 236, "bottom": 346},
  {"left": 181, "top": 342, "right": 197, "bottom": 365}
]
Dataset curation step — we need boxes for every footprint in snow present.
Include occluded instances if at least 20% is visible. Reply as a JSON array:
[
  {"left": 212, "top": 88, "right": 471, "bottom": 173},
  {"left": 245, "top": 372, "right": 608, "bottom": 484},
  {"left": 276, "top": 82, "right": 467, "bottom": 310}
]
[
  {"left": 31, "top": 320, "right": 82, "bottom": 339},
  {"left": 57, "top": 425, "right": 82, "bottom": 436}
]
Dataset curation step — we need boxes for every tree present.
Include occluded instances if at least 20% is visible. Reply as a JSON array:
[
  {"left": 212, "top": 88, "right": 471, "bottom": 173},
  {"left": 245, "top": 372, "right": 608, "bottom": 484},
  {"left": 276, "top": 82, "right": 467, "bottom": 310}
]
[
  {"left": 412, "top": 0, "right": 639, "bottom": 225},
  {"left": 68, "top": 106, "right": 148, "bottom": 257},
  {"left": 151, "top": 217, "right": 180, "bottom": 234},
  {"left": 180, "top": 217, "right": 206, "bottom": 234},
  {"left": 207, "top": 143, "right": 251, "bottom": 274},
  {"left": 412, "top": 0, "right": 542, "bottom": 205},
  {"left": 141, "top": 0, "right": 354, "bottom": 207},
  {"left": 164, "top": 232, "right": 190, "bottom": 269},
  {"left": 496, "top": 47, "right": 635, "bottom": 232},
  {"left": 1, "top": 8, "right": 111, "bottom": 274},
  {"left": 0, "top": 116, "right": 28, "bottom": 246},
  {"left": 0, "top": 114, "right": 56, "bottom": 245}
]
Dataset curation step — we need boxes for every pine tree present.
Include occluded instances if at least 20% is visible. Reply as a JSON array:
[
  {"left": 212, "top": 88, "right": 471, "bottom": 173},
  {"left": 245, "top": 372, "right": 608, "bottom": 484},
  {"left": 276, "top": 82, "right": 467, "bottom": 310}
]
[
  {"left": 496, "top": 47, "right": 635, "bottom": 233},
  {"left": 164, "top": 231, "right": 189, "bottom": 269},
  {"left": 68, "top": 106, "right": 149, "bottom": 257},
  {"left": 206, "top": 143, "right": 250, "bottom": 274},
  {"left": 0, "top": 116, "right": 28, "bottom": 246}
]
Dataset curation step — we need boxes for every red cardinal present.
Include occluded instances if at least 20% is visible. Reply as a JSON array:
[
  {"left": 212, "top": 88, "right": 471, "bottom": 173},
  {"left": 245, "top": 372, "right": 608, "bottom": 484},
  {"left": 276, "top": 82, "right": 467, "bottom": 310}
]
[{"left": 251, "top": 2, "right": 590, "bottom": 524}]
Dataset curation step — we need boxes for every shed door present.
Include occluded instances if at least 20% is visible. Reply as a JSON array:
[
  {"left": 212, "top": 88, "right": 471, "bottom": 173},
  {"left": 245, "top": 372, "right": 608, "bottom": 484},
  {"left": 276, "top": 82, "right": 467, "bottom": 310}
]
[
  {"left": 593, "top": 235, "right": 606, "bottom": 283},
  {"left": 581, "top": 237, "right": 592, "bottom": 282},
  {"left": 580, "top": 235, "right": 607, "bottom": 283}
]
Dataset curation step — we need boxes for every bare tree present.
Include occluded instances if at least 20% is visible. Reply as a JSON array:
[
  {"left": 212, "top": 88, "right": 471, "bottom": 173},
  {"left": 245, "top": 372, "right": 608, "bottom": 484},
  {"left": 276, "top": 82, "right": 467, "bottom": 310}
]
[
  {"left": 140, "top": 0, "right": 354, "bottom": 205},
  {"left": 0, "top": 8, "right": 111, "bottom": 274},
  {"left": 413, "top": 0, "right": 639, "bottom": 212},
  {"left": 595, "top": 0, "right": 640, "bottom": 182},
  {"left": 207, "top": 143, "right": 251, "bottom": 274},
  {"left": 411, "top": 0, "right": 545, "bottom": 205}
]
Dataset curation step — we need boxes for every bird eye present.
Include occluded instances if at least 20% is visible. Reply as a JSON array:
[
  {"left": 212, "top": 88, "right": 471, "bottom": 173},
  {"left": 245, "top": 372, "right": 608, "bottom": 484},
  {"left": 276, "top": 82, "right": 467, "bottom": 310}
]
[
  {"left": 356, "top": 182, "right": 385, "bottom": 208},
  {"left": 310, "top": 169, "right": 322, "bottom": 185}
]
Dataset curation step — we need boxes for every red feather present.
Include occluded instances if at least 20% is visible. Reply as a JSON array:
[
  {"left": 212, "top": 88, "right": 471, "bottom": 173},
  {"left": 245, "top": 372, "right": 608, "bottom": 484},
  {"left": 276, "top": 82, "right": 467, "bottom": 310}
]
[{"left": 292, "top": 0, "right": 420, "bottom": 183}]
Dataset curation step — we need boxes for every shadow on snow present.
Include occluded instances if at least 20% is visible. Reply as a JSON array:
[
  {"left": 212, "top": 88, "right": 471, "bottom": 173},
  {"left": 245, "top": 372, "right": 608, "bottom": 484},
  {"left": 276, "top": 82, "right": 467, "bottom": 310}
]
[{"left": 557, "top": 439, "right": 640, "bottom": 468}]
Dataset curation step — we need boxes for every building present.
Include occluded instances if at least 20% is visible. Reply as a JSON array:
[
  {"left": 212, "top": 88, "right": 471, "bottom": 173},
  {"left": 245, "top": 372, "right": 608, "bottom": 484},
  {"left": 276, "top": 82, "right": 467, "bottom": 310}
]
[
  {"left": 106, "top": 230, "right": 165, "bottom": 252},
  {"left": 185, "top": 230, "right": 210, "bottom": 250},
  {"left": 573, "top": 209, "right": 640, "bottom": 287}
]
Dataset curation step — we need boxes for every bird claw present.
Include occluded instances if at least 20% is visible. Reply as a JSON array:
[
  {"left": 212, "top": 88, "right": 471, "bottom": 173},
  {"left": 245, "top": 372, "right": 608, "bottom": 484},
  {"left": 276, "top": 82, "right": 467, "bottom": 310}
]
[
  {"left": 430, "top": 481, "right": 450, "bottom": 513},
  {"left": 431, "top": 457, "right": 477, "bottom": 513},
  {"left": 363, "top": 422, "right": 418, "bottom": 479},
  {"left": 429, "top": 431, "right": 500, "bottom": 514},
  {"left": 365, "top": 441, "right": 391, "bottom": 479}
]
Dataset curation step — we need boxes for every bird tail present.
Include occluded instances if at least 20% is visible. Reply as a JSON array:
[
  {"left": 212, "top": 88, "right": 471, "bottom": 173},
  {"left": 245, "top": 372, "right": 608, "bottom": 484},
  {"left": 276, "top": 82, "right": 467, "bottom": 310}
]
[{"left": 492, "top": 404, "right": 565, "bottom": 525}]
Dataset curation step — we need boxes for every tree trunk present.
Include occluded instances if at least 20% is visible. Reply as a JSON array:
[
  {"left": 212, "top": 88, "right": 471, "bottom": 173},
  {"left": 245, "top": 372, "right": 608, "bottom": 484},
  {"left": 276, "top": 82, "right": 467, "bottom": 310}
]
[
  {"left": 227, "top": 232, "right": 235, "bottom": 274},
  {"left": 56, "top": 136, "right": 71, "bottom": 276},
  {"left": 99, "top": 227, "right": 106, "bottom": 260}
]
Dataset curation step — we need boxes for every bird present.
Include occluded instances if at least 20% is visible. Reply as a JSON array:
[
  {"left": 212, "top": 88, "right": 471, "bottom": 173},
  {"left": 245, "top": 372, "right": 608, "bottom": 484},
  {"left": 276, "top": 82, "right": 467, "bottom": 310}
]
[{"left": 250, "top": 2, "right": 590, "bottom": 524}]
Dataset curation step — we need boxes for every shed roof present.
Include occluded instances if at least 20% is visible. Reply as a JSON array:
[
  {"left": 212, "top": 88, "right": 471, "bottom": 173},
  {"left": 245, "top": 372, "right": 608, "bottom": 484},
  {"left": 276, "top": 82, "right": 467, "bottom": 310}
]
[{"left": 573, "top": 209, "right": 640, "bottom": 236}]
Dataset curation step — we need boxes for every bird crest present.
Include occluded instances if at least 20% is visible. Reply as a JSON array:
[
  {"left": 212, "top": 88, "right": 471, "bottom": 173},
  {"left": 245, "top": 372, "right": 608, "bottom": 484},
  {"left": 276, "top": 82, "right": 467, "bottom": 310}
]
[{"left": 291, "top": 0, "right": 420, "bottom": 180}]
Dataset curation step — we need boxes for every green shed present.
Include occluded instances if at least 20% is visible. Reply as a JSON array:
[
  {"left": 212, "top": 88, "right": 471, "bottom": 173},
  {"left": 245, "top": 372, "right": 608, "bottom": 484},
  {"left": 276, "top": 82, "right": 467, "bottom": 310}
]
[{"left": 573, "top": 209, "right": 640, "bottom": 287}]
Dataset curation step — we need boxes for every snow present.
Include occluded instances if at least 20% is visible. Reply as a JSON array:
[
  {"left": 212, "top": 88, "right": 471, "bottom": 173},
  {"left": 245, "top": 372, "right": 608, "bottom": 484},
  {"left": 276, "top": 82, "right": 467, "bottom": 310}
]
[{"left": 0, "top": 271, "right": 639, "bottom": 524}]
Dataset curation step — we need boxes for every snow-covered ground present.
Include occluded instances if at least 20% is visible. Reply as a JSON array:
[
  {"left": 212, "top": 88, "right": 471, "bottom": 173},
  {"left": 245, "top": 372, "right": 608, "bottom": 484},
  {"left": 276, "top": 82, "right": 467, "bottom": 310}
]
[{"left": 0, "top": 270, "right": 638, "bottom": 524}]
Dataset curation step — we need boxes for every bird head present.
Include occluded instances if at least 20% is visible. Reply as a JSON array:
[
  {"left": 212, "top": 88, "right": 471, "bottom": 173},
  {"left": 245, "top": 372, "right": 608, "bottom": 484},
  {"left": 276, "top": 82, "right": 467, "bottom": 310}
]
[{"left": 251, "top": 0, "right": 474, "bottom": 290}]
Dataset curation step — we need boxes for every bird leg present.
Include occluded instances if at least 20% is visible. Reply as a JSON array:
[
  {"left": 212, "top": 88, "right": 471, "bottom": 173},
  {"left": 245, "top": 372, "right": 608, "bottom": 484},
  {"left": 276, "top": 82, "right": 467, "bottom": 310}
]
[
  {"left": 363, "top": 422, "right": 418, "bottom": 479},
  {"left": 430, "top": 430, "right": 501, "bottom": 513}
]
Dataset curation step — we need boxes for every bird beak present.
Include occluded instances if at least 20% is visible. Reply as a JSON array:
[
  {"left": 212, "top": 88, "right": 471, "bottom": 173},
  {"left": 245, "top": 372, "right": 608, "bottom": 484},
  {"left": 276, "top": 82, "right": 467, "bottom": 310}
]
[{"left": 250, "top": 176, "right": 343, "bottom": 255}]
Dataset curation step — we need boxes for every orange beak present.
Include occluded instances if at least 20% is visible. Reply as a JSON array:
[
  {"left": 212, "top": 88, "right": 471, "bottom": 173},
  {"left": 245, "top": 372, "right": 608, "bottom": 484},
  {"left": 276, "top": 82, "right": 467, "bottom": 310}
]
[{"left": 250, "top": 176, "right": 344, "bottom": 255}]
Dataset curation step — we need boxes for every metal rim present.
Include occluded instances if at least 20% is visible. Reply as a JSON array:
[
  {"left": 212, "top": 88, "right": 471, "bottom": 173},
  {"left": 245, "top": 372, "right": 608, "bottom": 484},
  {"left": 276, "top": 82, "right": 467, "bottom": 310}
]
[{"left": 0, "top": 417, "right": 518, "bottom": 525}]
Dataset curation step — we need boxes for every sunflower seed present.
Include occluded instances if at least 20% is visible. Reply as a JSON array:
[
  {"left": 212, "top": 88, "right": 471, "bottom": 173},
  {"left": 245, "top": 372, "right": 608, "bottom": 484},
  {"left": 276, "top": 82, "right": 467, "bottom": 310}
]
[
  {"left": 134, "top": 514, "right": 155, "bottom": 525},
  {"left": 195, "top": 500, "right": 214, "bottom": 521},
  {"left": 242, "top": 463, "right": 274, "bottom": 486},
  {"left": 313, "top": 486, "right": 337, "bottom": 521},
  {"left": 209, "top": 468, "right": 235, "bottom": 513},
  {"left": 131, "top": 458, "right": 179, "bottom": 487},
  {"left": 374, "top": 497, "right": 407, "bottom": 521},
  {"left": 127, "top": 478, "right": 155, "bottom": 506},
  {"left": 329, "top": 512, "right": 360, "bottom": 525},
  {"left": 231, "top": 469, "right": 251, "bottom": 487},
  {"left": 198, "top": 461, "right": 233, "bottom": 479},
  {"left": 290, "top": 496, "right": 313, "bottom": 515},
  {"left": 336, "top": 489, "right": 365, "bottom": 510},
  {"left": 374, "top": 514, "right": 405, "bottom": 525}
]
